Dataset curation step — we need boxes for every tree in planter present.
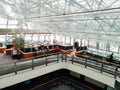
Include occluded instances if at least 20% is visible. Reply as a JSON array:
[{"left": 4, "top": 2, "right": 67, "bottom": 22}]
[
  {"left": 12, "top": 37, "right": 25, "bottom": 49},
  {"left": 12, "top": 37, "right": 25, "bottom": 59}
]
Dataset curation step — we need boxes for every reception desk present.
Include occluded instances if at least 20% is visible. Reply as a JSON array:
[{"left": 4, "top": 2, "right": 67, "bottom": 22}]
[
  {"left": 18, "top": 44, "right": 74, "bottom": 59},
  {"left": 21, "top": 52, "right": 35, "bottom": 59},
  {"left": 52, "top": 45, "right": 73, "bottom": 50},
  {"left": 0, "top": 47, "right": 6, "bottom": 53},
  {"left": 5, "top": 49, "right": 12, "bottom": 55}
]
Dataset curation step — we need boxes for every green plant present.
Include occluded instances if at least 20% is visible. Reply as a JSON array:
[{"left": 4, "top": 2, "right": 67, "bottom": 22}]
[
  {"left": 114, "top": 60, "right": 119, "bottom": 64},
  {"left": 12, "top": 37, "right": 25, "bottom": 49},
  {"left": 103, "top": 57, "right": 106, "bottom": 61}
]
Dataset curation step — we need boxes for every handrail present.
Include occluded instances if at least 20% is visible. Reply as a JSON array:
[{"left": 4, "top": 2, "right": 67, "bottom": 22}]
[
  {"left": 0, "top": 48, "right": 60, "bottom": 66},
  {"left": 0, "top": 51, "right": 120, "bottom": 78},
  {"left": 71, "top": 55, "right": 120, "bottom": 78},
  {"left": 76, "top": 53, "right": 120, "bottom": 67},
  {"left": 0, "top": 57, "right": 35, "bottom": 66}
]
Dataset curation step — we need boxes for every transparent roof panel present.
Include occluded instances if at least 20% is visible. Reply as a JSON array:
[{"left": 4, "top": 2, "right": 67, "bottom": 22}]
[{"left": 0, "top": 0, "right": 120, "bottom": 45}]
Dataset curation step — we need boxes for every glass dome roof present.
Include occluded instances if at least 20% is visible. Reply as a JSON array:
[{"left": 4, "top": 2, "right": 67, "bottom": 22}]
[{"left": 0, "top": 0, "right": 120, "bottom": 45}]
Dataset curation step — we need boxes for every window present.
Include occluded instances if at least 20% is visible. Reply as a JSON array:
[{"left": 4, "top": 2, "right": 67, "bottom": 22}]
[
  {"left": 88, "top": 40, "right": 96, "bottom": 48},
  {"left": 110, "top": 44, "right": 118, "bottom": 53}
]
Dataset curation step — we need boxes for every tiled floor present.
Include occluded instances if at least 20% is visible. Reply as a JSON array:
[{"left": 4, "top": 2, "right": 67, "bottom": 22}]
[
  {"left": 0, "top": 49, "right": 76, "bottom": 63},
  {"left": 0, "top": 53, "right": 13, "bottom": 63}
]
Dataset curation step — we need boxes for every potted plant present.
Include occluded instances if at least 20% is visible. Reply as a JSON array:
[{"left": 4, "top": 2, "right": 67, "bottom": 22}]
[
  {"left": 12, "top": 37, "right": 25, "bottom": 49},
  {"left": 12, "top": 37, "right": 25, "bottom": 59}
]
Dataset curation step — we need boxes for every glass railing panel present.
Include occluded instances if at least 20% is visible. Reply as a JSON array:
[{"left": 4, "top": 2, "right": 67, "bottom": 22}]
[
  {"left": 33, "top": 57, "right": 46, "bottom": 67},
  {"left": 72, "top": 56, "right": 86, "bottom": 66},
  {"left": 88, "top": 48, "right": 120, "bottom": 61},
  {"left": 16, "top": 60, "right": 32, "bottom": 72},
  {"left": 0, "top": 53, "right": 120, "bottom": 78},
  {"left": 47, "top": 55, "right": 58, "bottom": 61},
  {"left": 86, "top": 60, "right": 101, "bottom": 70},
  {"left": 0, "top": 63, "right": 14, "bottom": 76},
  {"left": 102, "top": 65, "right": 116, "bottom": 75}
]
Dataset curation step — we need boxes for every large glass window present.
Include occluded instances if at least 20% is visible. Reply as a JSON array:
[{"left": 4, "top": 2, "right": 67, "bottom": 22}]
[
  {"left": 32, "top": 34, "right": 39, "bottom": 43},
  {"left": 39, "top": 34, "right": 44, "bottom": 41},
  {"left": 82, "top": 39, "right": 88, "bottom": 46},
  {"left": 49, "top": 34, "right": 53, "bottom": 44},
  {"left": 70, "top": 37, "right": 74, "bottom": 46},
  {"left": 0, "top": 19, "right": 7, "bottom": 28},
  {"left": 45, "top": 34, "right": 50, "bottom": 41},
  {"left": 88, "top": 40, "right": 96, "bottom": 48},
  {"left": 25, "top": 34, "right": 32, "bottom": 43},
  {"left": 60, "top": 35, "right": 65, "bottom": 45},
  {"left": 66, "top": 36, "right": 70, "bottom": 44},
  {"left": 99, "top": 42, "right": 106, "bottom": 50},
  {"left": 0, "top": 35, "right": 6, "bottom": 47},
  {"left": 110, "top": 44, "right": 118, "bottom": 53}
]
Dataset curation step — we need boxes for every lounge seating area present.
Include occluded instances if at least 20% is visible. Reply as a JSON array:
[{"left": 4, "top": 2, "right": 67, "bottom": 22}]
[
  {"left": 75, "top": 50, "right": 120, "bottom": 66},
  {"left": 15, "top": 44, "right": 74, "bottom": 59},
  {"left": 1, "top": 41, "right": 120, "bottom": 68}
]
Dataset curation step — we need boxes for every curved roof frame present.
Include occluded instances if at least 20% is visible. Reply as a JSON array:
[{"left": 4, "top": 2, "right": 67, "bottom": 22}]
[{"left": 0, "top": 0, "right": 120, "bottom": 45}]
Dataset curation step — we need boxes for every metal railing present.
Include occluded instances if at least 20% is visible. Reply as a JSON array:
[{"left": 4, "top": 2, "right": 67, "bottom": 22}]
[
  {"left": 0, "top": 54, "right": 60, "bottom": 76},
  {"left": 0, "top": 53, "right": 120, "bottom": 78},
  {"left": 67, "top": 55, "right": 120, "bottom": 78}
]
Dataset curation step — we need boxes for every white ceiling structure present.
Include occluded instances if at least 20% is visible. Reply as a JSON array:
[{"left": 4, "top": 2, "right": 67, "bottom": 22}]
[{"left": 0, "top": 0, "right": 120, "bottom": 45}]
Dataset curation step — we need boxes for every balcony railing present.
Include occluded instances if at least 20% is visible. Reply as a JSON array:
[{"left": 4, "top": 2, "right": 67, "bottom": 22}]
[{"left": 0, "top": 53, "right": 120, "bottom": 78}]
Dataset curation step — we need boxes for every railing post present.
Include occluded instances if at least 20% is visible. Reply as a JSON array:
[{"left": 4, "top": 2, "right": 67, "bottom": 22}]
[
  {"left": 85, "top": 58, "right": 87, "bottom": 68},
  {"left": 14, "top": 62, "right": 17, "bottom": 74},
  {"left": 100, "top": 63, "right": 104, "bottom": 73},
  {"left": 46, "top": 56, "right": 48, "bottom": 66},
  {"left": 114, "top": 66, "right": 118, "bottom": 78},
  {"left": 65, "top": 54, "right": 67, "bottom": 62},
  {"left": 32, "top": 59, "right": 34, "bottom": 70},
  {"left": 72, "top": 55, "right": 74, "bottom": 64},
  {"left": 57, "top": 54, "right": 59, "bottom": 63},
  {"left": 62, "top": 54, "right": 63, "bottom": 62}
]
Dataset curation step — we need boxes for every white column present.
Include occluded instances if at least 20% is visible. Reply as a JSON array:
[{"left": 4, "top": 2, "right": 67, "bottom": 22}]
[
  {"left": 65, "top": 36, "right": 66, "bottom": 45},
  {"left": 44, "top": 34, "right": 46, "bottom": 41},
  {"left": 70, "top": 37, "right": 72, "bottom": 45},
  {"left": 80, "top": 38, "right": 82, "bottom": 47}
]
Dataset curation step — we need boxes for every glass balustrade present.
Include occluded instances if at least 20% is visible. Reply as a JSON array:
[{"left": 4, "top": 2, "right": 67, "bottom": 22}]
[{"left": 0, "top": 53, "right": 120, "bottom": 79}]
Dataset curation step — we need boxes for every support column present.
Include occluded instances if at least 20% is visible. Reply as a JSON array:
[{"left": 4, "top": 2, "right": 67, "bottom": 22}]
[
  {"left": 7, "top": 20, "right": 8, "bottom": 28},
  {"left": 115, "top": 80, "right": 120, "bottom": 90},
  {"left": 65, "top": 36, "right": 66, "bottom": 45},
  {"left": 5, "top": 34, "right": 7, "bottom": 45},
  {"left": 106, "top": 43, "right": 110, "bottom": 51},
  {"left": 80, "top": 38, "right": 82, "bottom": 47},
  {"left": 105, "top": 85, "right": 114, "bottom": 90},
  {"left": 31, "top": 34, "right": 33, "bottom": 41},
  {"left": 80, "top": 74, "right": 85, "bottom": 81},
  {"left": 70, "top": 37, "right": 71, "bottom": 45},
  {"left": 44, "top": 34, "right": 46, "bottom": 41},
  {"left": 96, "top": 42, "right": 99, "bottom": 49},
  {"left": 60, "top": 34, "right": 62, "bottom": 44},
  {"left": 48, "top": 34, "right": 50, "bottom": 41},
  {"left": 118, "top": 46, "right": 120, "bottom": 53},
  {"left": 73, "top": 38, "right": 75, "bottom": 49},
  {"left": 54, "top": 33, "right": 56, "bottom": 40},
  {"left": 88, "top": 40, "right": 89, "bottom": 47},
  {"left": 38, "top": 34, "right": 40, "bottom": 41}
]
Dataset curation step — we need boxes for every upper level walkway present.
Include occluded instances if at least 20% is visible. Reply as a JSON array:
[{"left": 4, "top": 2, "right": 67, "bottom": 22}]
[{"left": 0, "top": 51, "right": 120, "bottom": 89}]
